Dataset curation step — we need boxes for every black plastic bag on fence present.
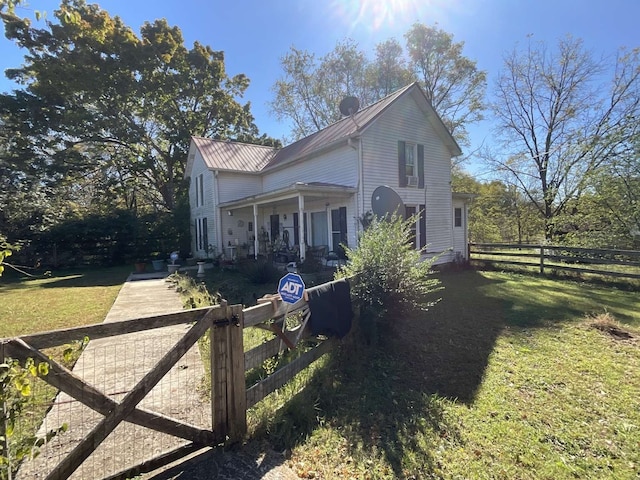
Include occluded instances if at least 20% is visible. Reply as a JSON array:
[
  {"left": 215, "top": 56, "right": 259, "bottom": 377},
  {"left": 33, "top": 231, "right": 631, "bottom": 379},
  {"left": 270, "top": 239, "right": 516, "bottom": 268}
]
[{"left": 306, "top": 278, "right": 353, "bottom": 338}]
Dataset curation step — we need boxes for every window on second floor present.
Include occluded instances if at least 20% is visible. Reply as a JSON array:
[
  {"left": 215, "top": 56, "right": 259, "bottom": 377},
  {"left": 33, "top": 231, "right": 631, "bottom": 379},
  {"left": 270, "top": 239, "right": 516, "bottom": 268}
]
[
  {"left": 195, "top": 174, "right": 204, "bottom": 207},
  {"left": 398, "top": 141, "right": 424, "bottom": 188},
  {"left": 405, "top": 143, "right": 415, "bottom": 178}
]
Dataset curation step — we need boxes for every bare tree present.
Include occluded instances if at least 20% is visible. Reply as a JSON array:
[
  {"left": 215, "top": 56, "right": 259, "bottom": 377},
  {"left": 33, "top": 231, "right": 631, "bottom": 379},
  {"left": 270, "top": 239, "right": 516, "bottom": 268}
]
[{"left": 490, "top": 36, "right": 640, "bottom": 240}]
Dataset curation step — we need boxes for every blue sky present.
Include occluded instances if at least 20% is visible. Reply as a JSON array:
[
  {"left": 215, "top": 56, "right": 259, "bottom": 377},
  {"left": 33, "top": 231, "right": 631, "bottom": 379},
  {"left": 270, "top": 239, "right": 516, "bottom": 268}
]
[{"left": 1, "top": 0, "right": 639, "bottom": 174}]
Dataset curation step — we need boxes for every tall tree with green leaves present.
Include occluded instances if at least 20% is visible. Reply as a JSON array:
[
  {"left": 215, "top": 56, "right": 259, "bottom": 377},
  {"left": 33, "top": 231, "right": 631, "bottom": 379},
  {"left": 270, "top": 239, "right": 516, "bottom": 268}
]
[
  {"left": 453, "top": 171, "right": 543, "bottom": 244},
  {"left": 365, "top": 38, "right": 415, "bottom": 100},
  {"left": 1, "top": 0, "right": 271, "bottom": 214},
  {"left": 270, "top": 40, "right": 373, "bottom": 141},
  {"left": 404, "top": 23, "right": 486, "bottom": 146},
  {"left": 271, "top": 24, "right": 484, "bottom": 145},
  {"left": 557, "top": 152, "right": 640, "bottom": 248},
  {"left": 490, "top": 37, "right": 640, "bottom": 241}
]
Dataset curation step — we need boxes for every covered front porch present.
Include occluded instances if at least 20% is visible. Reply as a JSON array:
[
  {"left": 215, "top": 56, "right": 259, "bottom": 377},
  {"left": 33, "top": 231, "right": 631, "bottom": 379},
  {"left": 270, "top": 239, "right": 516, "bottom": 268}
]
[{"left": 217, "top": 182, "right": 358, "bottom": 264}]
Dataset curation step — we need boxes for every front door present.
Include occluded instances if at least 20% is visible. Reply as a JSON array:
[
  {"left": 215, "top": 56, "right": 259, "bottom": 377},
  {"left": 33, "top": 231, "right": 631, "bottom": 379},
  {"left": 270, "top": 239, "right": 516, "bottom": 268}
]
[
  {"left": 331, "top": 207, "right": 348, "bottom": 257},
  {"left": 311, "top": 211, "right": 328, "bottom": 247},
  {"left": 270, "top": 214, "right": 280, "bottom": 243}
]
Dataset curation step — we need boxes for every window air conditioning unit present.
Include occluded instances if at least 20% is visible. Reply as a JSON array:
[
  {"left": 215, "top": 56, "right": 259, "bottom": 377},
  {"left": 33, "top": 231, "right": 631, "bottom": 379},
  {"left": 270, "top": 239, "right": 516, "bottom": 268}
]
[{"left": 407, "top": 176, "right": 419, "bottom": 187}]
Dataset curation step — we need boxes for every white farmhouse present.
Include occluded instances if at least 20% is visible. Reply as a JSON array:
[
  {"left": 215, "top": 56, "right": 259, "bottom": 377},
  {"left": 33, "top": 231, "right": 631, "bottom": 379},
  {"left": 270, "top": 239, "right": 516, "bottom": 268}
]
[{"left": 185, "top": 82, "right": 472, "bottom": 264}]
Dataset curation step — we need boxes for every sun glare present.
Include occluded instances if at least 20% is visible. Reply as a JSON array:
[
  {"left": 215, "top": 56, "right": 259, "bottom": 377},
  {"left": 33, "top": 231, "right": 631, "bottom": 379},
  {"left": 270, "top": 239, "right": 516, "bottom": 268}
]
[{"left": 330, "top": 0, "right": 454, "bottom": 33}]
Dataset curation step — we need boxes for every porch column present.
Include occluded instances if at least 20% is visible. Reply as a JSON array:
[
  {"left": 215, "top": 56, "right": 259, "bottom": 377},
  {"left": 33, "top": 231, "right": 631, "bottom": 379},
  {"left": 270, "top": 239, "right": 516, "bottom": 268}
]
[
  {"left": 298, "top": 194, "right": 306, "bottom": 261},
  {"left": 253, "top": 203, "right": 259, "bottom": 260},
  {"left": 326, "top": 203, "right": 332, "bottom": 252}
]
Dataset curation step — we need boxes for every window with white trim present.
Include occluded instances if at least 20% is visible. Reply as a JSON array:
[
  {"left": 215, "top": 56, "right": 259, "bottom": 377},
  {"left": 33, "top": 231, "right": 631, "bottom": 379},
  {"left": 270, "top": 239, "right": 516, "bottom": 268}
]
[
  {"left": 195, "top": 174, "right": 204, "bottom": 207},
  {"left": 405, "top": 143, "right": 415, "bottom": 178},
  {"left": 454, "top": 208, "right": 462, "bottom": 227},
  {"left": 398, "top": 141, "right": 422, "bottom": 188}
]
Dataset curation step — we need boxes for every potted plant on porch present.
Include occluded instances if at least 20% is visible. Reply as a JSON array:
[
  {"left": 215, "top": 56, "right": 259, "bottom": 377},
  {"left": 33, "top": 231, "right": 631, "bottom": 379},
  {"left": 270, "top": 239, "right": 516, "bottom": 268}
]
[
  {"left": 150, "top": 252, "right": 165, "bottom": 271},
  {"left": 134, "top": 259, "right": 147, "bottom": 273}
]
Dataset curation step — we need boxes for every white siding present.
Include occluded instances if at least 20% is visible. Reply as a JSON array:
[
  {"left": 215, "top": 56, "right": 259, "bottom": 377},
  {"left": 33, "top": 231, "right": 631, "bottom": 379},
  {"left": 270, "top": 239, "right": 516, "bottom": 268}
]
[
  {"left": 360, "top": 94, "right": 454, "bottom": 261},
  {"left": 262, "top": 145, "right": 358, "bottom": 191},
  {"left": 188, "top": 151, "right": 217, "bottom": 257},
  {"left": 217, "top": 172, "right": 262, "bottom": 203},
  {"left": 188, "top": 89, "right": 459, "bottom": 264}
]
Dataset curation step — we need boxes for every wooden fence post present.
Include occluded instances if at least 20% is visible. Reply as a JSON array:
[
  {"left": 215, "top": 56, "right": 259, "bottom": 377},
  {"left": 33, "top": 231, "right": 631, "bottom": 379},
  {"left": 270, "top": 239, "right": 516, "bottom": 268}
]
[
  {"left": 540, "top": 245, "right": 545, "bottom": 275},
  {"left": 227, "top": 304, "right": 246, "bottom": 442},
  {"left": 211, "top": 301, "right": 228, "bottom": 444},
  {"left": 210, "top": 302, "right": 246, "bottom": 445}
]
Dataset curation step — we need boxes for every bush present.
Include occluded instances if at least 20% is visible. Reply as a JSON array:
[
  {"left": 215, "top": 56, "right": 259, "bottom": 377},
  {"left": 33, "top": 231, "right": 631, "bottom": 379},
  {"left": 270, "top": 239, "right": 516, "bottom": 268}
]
[
  {"left": 239, "top": 260, "right": 281, "bottom": 284},
  {"left": 167, "top": 273, "right": 220, "bottom": 309},
  {"left": 297, "top": 255, "right": 322, "bottom": 273},
  {"left": 337, "top": 214, "right": 442, "bottom": 340}
]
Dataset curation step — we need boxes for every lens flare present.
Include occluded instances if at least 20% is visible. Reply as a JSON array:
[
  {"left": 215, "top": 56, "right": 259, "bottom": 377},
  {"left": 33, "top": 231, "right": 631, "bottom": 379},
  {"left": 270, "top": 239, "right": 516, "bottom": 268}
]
[{"left": 330, "top": 0, "right": 453, "bottom": 33}]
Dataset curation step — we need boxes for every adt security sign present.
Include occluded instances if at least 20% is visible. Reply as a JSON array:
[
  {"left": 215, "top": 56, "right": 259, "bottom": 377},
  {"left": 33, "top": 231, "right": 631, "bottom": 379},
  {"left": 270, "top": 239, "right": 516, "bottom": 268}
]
[{"left": 278, "top": 273, "right": 306, "bottom": 304}]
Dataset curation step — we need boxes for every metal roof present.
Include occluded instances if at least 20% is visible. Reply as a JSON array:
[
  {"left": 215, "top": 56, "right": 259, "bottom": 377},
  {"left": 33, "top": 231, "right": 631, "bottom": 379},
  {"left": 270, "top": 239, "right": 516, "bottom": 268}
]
[
  {"left": 218, "top": 182, "right": 358, "bottom": 209},
  {"left": 264, "top": 82, "right": 415, "bottom": 169},
  {"left": 191, "top": 82, "right": 461, "bottom": 173},
  {"left": 191, "top": 136, "right": 276, "bottom": 172}
]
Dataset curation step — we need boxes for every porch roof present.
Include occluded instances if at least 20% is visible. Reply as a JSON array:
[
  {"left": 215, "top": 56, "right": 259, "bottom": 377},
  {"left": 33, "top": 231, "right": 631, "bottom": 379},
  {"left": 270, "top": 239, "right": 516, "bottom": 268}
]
[
  {"left": 452, "top": 192, "right": 478, "bottom": 203},
  {"left": 218, "top": 182, "right": 357, "bottom": 210}
]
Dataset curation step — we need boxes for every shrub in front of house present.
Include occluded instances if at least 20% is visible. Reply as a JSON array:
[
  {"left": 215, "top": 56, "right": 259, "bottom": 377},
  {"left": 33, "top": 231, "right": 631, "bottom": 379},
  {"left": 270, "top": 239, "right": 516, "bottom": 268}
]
[
  {"left": 337, "top": 213, "right": 442, "bottom": 342},
  {"left": 239, "top": 259, "right": 282, "bottom": 285}
]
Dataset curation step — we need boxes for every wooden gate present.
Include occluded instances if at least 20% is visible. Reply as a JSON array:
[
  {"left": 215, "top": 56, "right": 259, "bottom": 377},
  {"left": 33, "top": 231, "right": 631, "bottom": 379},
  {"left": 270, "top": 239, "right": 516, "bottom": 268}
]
[{"left": 1, "top": 280, "right": 342, "bottom": 480}]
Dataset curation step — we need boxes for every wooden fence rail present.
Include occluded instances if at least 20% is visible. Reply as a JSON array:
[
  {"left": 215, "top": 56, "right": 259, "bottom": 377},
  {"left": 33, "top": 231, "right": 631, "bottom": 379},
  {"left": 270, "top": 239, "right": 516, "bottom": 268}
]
[
  {"left": 469, "top": 243, "right": 640, "bottom": 281},
  {"left": 1, "top": 278, "right": 346, "bottom": 480}
]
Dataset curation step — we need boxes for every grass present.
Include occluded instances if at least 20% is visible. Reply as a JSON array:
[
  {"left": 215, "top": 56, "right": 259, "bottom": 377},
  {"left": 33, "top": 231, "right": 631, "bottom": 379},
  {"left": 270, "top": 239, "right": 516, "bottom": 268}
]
[
  {"left": 0, "top": 265, "right": 131, "bottom": 337},
  {"left": 0, "top": 264, "right": 130, "bottom": 479},
  {"left": 275, "top": 270, "right": 640, "bottom": 479},
  {"left": 3, "top": 265, "right": 640, "bottom": 479},
  {"left": 174, "top": 266, "right": 640, "bottom": 478}
]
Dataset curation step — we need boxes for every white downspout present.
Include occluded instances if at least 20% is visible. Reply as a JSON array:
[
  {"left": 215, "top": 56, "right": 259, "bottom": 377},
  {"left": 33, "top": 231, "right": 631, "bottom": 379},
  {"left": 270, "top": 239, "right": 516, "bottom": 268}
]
[
  {"left": 464, "top": 201, "right": 470, "bottom": 259},
  {"left": 326, "top": 203, "right": 332, "bottom": 251}
]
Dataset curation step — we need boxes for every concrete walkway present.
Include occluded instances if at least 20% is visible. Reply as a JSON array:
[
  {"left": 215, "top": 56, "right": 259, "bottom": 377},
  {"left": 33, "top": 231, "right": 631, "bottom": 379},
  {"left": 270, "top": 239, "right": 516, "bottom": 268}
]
[{"left": 104, "top": 271, "right": 185, "bottom": 322}]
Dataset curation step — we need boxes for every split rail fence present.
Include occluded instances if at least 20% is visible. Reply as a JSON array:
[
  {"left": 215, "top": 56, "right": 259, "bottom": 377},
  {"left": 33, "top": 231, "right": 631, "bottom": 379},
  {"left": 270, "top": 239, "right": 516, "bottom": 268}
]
[
  {"left": 469, "top": 243, "right": 640, "bottom": 281},
  {"left": 1, "top": 280, "right": 341, "bottom": 480}
]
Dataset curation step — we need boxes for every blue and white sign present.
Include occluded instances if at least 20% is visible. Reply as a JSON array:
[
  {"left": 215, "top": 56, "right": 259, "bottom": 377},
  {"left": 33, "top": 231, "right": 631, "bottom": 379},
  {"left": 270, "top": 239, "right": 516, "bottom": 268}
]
[{"left": 278, "top": 273, "right": 306, "bottom": 304}]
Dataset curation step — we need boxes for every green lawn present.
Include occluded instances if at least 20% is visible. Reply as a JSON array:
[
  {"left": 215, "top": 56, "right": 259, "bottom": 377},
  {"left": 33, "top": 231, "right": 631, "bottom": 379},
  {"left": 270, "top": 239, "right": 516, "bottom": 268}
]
[
  {"left": 282, "top": 270, "right": 640, "bottom": 479},
  {"left": 0, "top": 265, "right": 130, "bottom": 337},
  {"left": 2, "top": 267, "right": 639, "bottom": 479}
]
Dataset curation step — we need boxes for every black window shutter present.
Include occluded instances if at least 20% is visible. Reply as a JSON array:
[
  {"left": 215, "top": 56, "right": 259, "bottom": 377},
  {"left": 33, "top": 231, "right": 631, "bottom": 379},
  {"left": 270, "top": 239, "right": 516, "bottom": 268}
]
[
  {"left": 398, "top": 141, "right": 407, "bottom": 187},
  {"left": 339, "top": 207, "right": 348, "bottom": 246},
  {"left": 203, "top": 218, "right": 208, "bottom": 250},
  {"left": 419, "top": 205, "right": 426, "bottom": 249},
  {"left": 417, "top": 144, "right": 425, "bottom": 188}
]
